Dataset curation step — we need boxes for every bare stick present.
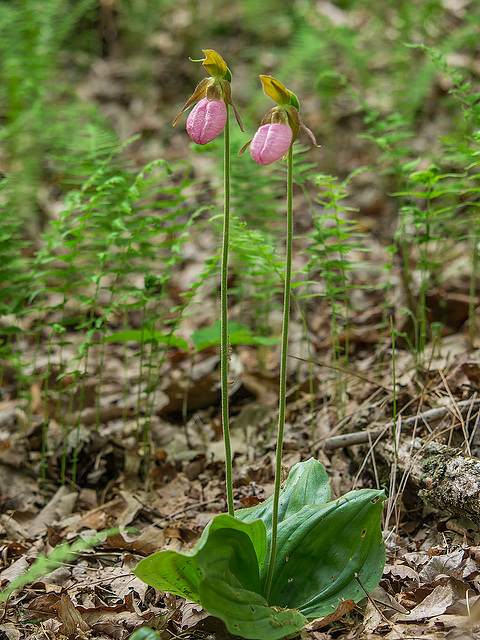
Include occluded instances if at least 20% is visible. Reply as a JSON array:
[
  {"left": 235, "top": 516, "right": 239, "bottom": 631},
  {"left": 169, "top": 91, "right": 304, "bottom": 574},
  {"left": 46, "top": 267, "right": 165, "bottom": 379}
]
[{"left": 323, "top": 398, "right": 480, "bottom": 451}]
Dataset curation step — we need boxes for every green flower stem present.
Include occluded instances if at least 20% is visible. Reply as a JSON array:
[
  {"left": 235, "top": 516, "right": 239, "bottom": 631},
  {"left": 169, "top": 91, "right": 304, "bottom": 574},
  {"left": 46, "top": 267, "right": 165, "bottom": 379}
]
[
  {"left": 221, "top": 106, "right": 234, "bottom": 517},
  {"left": 265, "top": 146, "right": 293, "bottom": 600}
]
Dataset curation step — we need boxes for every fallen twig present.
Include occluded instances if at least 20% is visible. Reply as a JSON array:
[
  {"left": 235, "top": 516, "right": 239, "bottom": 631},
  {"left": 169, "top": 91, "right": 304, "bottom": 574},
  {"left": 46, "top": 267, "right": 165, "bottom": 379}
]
[{"left": 323, "top": 398, "right": 480, "bottom": 451}]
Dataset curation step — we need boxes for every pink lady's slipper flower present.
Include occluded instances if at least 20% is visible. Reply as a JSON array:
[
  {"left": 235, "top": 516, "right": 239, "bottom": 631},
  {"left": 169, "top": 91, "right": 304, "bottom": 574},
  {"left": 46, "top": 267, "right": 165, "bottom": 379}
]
[
  {"left": 187, "top": 97, "right": 227, "bottom": 145},
  {"left": 240, "top": 75, "right": 318, "bottom": 165},
  {"left": 250, "top": 123, "right": 292, "bottom": 165},
  {"left": 173, "top": 50, "right": 243, "bottom": 145}
]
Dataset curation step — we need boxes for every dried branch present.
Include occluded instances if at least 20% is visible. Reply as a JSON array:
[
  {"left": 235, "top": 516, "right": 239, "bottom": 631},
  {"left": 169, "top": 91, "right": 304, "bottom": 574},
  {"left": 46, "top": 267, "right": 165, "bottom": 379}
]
[{"left": 323, "top": 398, "right": 480, "bottom": 451}]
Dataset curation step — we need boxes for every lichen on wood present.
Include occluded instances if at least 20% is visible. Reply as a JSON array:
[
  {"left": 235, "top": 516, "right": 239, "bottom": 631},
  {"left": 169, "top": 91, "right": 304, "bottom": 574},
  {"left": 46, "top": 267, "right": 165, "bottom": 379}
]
[
  {"left": 419, "top": 443, "right": 480, "bottom": 524},
  {"left": 376, "top": 438, "right": 480, "bottom": 524}
]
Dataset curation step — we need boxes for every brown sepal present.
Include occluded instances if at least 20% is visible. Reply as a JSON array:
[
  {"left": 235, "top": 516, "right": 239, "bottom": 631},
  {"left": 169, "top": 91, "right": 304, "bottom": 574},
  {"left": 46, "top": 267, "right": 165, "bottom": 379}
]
[
  {"left": 222, "top": 80, "right": 244, "bottom": 131},
  {"left": 172, "top": 78, "right": 211, "bottom": 126},
  {"left": 288, "top": 107, "right": 320, "bottom": 147},
  {"left": 260, "top": 108, "right": 277, "bottom": 126},
  {"left": 238, "top": 139, "right": 252, "bottom": 156}
]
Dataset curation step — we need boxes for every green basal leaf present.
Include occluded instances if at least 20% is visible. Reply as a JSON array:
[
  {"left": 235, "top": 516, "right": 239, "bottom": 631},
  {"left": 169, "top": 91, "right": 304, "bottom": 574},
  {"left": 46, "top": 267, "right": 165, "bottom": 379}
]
[
  {"left": 200, "top": 579, "right": 306, "bottom": 640},
  {"left": 199, "top": 528, "right": 261, "bottom": 593},
  {"left": 236, "top": 458, "right": 331, "bottom": 528},
  {"left": 134, "top": 514, "right": 306, "bottom": 640},
  {"left": 103, "top": 329, "right": 188, "bottom": 351},
  {"left": 129, "top": 629, "right": 161, "bottom": 640},
  {"left": 197, "top": 528, "right": 306, "bottom": 640},
  {"left": 134, "top": 461, "right": 385, "bottom": 638},
  {"left": 267, "top": 488, "right": 386, "bottom": 617},
  {"left": 133, "top": 514, "right": 267, "bottom": 605},
  {"left": 191, "top": 319, "right": 276, "bottom": 351},
  {"left": 133, "top": 548, "right": 203, "bottom": 604},
  {"left": 237, "top": 459, "right": 385, "bottom": 618}
]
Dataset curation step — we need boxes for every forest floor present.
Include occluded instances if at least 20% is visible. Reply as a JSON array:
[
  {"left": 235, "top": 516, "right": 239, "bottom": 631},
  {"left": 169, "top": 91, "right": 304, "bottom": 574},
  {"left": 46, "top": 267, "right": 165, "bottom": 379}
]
[{"left": 2, "top": 24, "right": 480, "bottom": 640}]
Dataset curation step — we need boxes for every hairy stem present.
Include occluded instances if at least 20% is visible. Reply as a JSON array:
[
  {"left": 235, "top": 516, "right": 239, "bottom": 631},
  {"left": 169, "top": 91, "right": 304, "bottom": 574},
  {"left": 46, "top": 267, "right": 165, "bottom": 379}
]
[
  {"left": 264, "top": 146, "right": 293, "bottom": 600},
  {"left": 221, "top": 106, "right": 234, "bottom": 516}
]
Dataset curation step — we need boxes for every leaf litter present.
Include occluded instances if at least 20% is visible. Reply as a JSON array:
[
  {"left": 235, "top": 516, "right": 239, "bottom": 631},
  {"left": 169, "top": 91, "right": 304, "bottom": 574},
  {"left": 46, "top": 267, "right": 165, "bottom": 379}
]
[{"left": 3, "top": 297, "right": 480, "bottom": 640}]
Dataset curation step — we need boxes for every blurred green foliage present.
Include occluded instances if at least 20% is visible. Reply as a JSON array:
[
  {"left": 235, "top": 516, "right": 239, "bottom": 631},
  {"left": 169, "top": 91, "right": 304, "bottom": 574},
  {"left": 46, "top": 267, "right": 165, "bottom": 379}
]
[{"left": 1, "top": 0, "right": 480, "bottom": 480}]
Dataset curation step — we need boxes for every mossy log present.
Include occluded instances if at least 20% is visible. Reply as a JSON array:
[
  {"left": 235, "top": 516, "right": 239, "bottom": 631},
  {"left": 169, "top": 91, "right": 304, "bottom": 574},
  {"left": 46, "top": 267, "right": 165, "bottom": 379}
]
[{"left": 376, "top": 438, "right": 480, "bottom": 524}]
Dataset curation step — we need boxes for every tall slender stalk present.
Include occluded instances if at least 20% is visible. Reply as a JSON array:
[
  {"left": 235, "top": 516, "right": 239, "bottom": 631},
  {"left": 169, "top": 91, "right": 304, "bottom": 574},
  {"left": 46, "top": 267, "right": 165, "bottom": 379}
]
[
  {"left": 469, "top": 234, "right": 479, "bottom": 348},
  {"left": 221, "top": 106, "right": 234, "bottom": 516},
  {"left": 264, "top": 146, "right": 293, "bottom": 600}
]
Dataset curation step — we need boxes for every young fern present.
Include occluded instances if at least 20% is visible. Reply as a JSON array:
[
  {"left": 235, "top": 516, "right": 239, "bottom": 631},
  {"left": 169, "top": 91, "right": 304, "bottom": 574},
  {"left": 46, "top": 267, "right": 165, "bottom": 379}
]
[
  {"left": 32, "top": 140, "right": 199, "bottom": 486},
  {"left": 305, "top": 170, "right": 369, "bottom": 411}
]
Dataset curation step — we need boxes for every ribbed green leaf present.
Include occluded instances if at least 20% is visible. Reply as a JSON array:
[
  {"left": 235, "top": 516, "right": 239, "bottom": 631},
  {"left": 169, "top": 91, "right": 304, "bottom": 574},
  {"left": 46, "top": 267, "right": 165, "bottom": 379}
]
[
  {"left": 103, "top": 329, "right": 188, "bottom": 351},
  {"left": 197, "top": 528, "right": 306, "bottom": 640},
  {"left": 266, "top": 489, "right": 385, "bottom": 617},
  {"left": 133, "top": 548, "right": 203, "bottom": 604},
  {"left": 198, "top": 528, "right": 261, "bottom": 593},
  {"left": 191, "top": 320, "right": 278, "bottom": 351},
  {"left": 133, "top": 514, "right": 267, "bottom": 605},
  {"left": 134, "top": 463, "right": 385, "bottom": 638},
  {"left": 235, "top": 457, "right": 331, "bottom": 529}
]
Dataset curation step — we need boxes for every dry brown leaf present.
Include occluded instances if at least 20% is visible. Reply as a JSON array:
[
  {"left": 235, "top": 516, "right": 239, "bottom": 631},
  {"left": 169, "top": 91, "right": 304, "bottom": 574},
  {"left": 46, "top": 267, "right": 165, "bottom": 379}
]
[
  {"left": 305, "top": 599, "right": 356, "bottom": 631},
  {"left": 0, "top": 463, "right": 40, "bottom": 512},
  {"left": 115, "top": 490, "right": 143, "bottom": 527},
  {"left": 181, "top": 601, "right": 209, "bottom": 630},
  {"left": 239, "top": 372, "right": 278, "bottom": 405},
  {"left": 90, "top": 621, "right": 125, "bottom": 638},
  {"left": 370, "top": 585, "right": 410, "bottom": 614},
  {"left": 105, "top": 525, "right": 165, "bottom": 555},
  {"left": 419, "top": 549, "right": 466, "bottom": 583},
  {"left": 0, "top": 623, "right": 21, "bottom": 640},
  {"left": 384, "top": 563, "right": 420, "bottom": 584},
  {"left": 57, "top": 593, "right": 90, "bottom": 636},
  {"left": 393, "top": 580, "right": 469, "bottom": 622},
  {"left": 25, "top": 591, "right": 62, "bottom": 617},
  {"left": 27, "top": 486, "right": 78, "bottom": 537},
  {"left": 0, "top": 514, "right": 32, "bottom": 541},
  {"left": 88, "top": 566, "right": 148, "bottom": 601},
  {"left": 0, "top": 555, "right": 29, "bottom": 585},
  {"left": 161, "top": 369, "right": 220, "bottom": 414},
  {"left": 77, "top": 496, "right": 127, "bottom": 531}
]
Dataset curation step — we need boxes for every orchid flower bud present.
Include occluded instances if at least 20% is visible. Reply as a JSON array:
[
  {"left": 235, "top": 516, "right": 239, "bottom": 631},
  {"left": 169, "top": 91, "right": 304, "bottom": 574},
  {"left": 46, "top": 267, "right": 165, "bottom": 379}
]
[
  {"left": 187, "top": 97, "right": 227, "bottom": 145},
  {"left": 250, "top": 123, "right": 292, "bottom": 165},
  {"left": 173, "top": 50, "right": 243, "bottom": 144},
  {"left": 240, "top": 75, "right": 318, "bottom": 165}
]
